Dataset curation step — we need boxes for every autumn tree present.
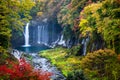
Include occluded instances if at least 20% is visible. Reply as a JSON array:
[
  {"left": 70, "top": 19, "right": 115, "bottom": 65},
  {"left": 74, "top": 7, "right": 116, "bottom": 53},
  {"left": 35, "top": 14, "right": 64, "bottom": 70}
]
[
  {"left": 79, "top": 0, "right": 120, "bottom": 53},
  {"left": 0, "top": 0, "right": 34, "bottom": 51},
  {"left": 97, "top": 0, "right": 120, "bottom": 53},
  {"left": 81, "top": 49, "right": 120, "bottom": 80}
]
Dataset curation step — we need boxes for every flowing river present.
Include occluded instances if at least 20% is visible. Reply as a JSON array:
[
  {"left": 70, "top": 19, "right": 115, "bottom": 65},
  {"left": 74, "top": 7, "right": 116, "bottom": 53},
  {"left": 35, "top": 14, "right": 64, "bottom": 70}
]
[{"left": 11, "top": 49, "right": 65, "bottom": 80}]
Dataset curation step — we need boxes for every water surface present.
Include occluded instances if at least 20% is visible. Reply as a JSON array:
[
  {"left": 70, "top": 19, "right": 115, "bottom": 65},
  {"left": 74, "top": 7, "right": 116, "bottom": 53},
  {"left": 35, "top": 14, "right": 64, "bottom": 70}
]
[{"left": 16, "top": 45, "right": 50, "bottom": 53}]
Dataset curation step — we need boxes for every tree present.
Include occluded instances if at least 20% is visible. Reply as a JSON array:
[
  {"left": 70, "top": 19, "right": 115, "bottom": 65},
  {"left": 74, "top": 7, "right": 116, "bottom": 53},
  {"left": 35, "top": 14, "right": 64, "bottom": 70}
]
[
  {"left": 97, "top": 0, "right": 120, "bottom": 53},
  {"left": 79, "top": 3, "right": 102, "bottom": 37},
  {"left": 79, "top": 0, "right": 120, "bottom": 53},
  {"left": 81, "top": 49, "right": 120, "bottom": 80},
  {"left": 0, "top": 0, "right": 34, "bottom": 50}
]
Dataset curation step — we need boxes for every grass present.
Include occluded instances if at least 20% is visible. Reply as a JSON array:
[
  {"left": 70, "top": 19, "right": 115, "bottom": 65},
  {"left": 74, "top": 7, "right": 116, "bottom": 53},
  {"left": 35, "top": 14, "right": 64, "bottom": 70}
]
[{"left": 39, "top": 47, "right": 82, "bottom": 76}]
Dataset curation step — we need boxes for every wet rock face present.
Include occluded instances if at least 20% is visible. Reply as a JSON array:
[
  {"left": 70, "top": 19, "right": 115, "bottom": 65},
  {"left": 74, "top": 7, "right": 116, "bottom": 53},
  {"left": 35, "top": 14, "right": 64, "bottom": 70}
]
[
  {"left": 29, "top": 19, "right": 62, "bottom": 46},
  {"left": 11, "top": 50, "right": 66, "bottom": 80},
  {"left": 11, "top": 17, "right": 62, "bottom": 48}
]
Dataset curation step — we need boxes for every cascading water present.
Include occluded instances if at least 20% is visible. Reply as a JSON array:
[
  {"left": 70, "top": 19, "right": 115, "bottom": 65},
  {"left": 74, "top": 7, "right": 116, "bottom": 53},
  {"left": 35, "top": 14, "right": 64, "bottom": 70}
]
[
  {"left": 58, "top": 35, "right": 66, "bottom": 46},
  {"left": 50, "top": 34, "right": 66, "bottom": 48},
  {"left": 37, "top": 25, "right": 49, "bottom": 45},
  {"left": 82, "top": 37, "right": 89, "bottom": 55},
  {"left": 23, "top": 23, "right": 30, "bottom": 47},
  {"left": 15, "top": 19, "right": 62, "bottom": 52},
  {"left": 37, "top": 26, "right": 41, "bottom": 44}
]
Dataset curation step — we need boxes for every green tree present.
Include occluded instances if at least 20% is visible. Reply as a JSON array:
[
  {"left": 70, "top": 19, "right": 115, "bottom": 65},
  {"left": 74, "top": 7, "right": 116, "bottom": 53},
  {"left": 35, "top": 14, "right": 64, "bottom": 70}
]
[
  {"left": 97, "top": 0, "right": 120, "bottom": 53},
  {"left": 79, "top": 0, "right": 120, "bottom": 53},
  {"left": 79, "top": 3, "right": 102, "bottom": 37},
  {"left": 0, "top": 0, "right": 34, "bottom": 50}
]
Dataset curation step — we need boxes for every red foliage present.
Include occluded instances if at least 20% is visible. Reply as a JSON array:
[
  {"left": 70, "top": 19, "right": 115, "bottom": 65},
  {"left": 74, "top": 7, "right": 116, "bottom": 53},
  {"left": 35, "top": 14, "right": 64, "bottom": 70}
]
[{"left": 0, "top": 58, "right": 52, "bottom": 80}]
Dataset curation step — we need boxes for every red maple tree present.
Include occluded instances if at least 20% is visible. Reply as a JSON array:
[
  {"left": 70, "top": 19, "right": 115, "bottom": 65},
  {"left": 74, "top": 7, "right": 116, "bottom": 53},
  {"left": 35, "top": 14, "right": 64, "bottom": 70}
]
[{"left": 0, "top": 58, "right": 52, "bottom": 80}]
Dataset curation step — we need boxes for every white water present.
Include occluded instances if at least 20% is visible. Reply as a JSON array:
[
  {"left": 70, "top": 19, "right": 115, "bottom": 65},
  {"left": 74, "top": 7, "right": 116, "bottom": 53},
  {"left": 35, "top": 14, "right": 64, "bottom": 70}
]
[
  {"left": 30, "top": 53, "right": 65, "bottom": 79},
  {"left": 58, "top": 35, "right": 66, "bottom": 46},
  {"left": 11, "top": 50, "right": 65, "bottom": 79},
  {"left": 11, "top": 49, "right": 22, "bottom": 60},
  {"left": 23, "top": 23, "right": 30, "bottom": 47},
  {"left": 82, "top": 37, "right": 89, "bottom": 55},
  {"left": 37, "top": 25, "right": 48, "bottom": 44},
  {"left": 37, "top": 26, "right": 41, "bottom": 44}
]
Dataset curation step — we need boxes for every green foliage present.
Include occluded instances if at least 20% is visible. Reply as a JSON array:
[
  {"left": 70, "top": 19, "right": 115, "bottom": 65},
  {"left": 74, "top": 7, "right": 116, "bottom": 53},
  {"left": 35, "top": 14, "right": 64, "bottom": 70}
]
[
  {"left": 31, "top": 0, "right": 64, "bottom": 19},
  {"left": 63, "top": 26, "right": 73, "bottom": 40},
  {"left": 67, "top": 45, "right": 81, "bottom": 56},
  {"left": 40, "top": 47, "right": 82, "bottom": 77},
  {"left": 57, "top": 7, "right": 72, "bottom": 26},
  {"left": 0, "top": 0, "right": 34, "bottom": 50},
  {"left": 97, "top": 0, "right": 120, "bottom": 53},
  {"left": 30, "top": 0, "right": 43, "bottom": 17},
  {"left": 79, "top": 0, "right": 120, "bottom": 53},
  {"left": 79, "top": 3, "right": 102, "bottom": 37},
  {"left": 66, "top": 70, "right": 87, "bottom": 80},
  {"left": 0, "top": 51, "right": 17, "bottom": 65},
  {"left": 81, "top": 49, "right": 120, "bottom": 80},
  {"left": 57, "top": 0, "right": 103, "bottom": 41},
  {"left": 0, "top": 28, "right": 11, "bottom": 49}
]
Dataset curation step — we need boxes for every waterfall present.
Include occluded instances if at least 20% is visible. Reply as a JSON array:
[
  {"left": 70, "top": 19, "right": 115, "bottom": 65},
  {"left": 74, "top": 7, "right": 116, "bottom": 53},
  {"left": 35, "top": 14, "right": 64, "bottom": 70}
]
[
  {"left": 37, "top": 25, "right": 48, "bottom": 45},
  {"left": 58, "top": 35, "right": 66, "bottom": 46},
  {"left": 23, "top": 23, "right": 30, "bottom": 47},
  {"left": 82, "top": 37, "right": 89, "bottom": 55},
  {"left": 37, "top": 26, "right": 41, "bottom": 44},
  {"left": 19, "top": 19, "right": 62, "bottom": 48}
]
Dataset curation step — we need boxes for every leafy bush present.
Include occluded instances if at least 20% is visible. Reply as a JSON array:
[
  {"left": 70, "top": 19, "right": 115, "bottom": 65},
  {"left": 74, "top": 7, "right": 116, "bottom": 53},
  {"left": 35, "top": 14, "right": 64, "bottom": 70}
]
[
  {"left": 40, "top": 47, "right": 82, "bottom": 76},
  {"left": 0, "top": 58, "right": 52, "bottom": 80},
  {"left": 67, "top": 45, "right": 81, "bottom": 56},
  {"left": 81, "top": 49, "right": 120, "bottom": 80},
  {"left": 66, "top": 70, "right": 87, "bottom": 80}
]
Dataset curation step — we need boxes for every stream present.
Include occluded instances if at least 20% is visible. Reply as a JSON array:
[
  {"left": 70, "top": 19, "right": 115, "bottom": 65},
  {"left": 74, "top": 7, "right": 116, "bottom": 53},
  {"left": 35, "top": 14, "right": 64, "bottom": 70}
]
[{"left": 11, "top": 49, "right": 65, "bottom": 80}]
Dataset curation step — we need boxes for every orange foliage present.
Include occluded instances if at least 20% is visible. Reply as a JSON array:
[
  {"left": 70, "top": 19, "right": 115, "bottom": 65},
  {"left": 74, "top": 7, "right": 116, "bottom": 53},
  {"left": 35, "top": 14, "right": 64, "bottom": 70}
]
[{"left": 117, "top": 54, "right": 120, "bottom": 62}]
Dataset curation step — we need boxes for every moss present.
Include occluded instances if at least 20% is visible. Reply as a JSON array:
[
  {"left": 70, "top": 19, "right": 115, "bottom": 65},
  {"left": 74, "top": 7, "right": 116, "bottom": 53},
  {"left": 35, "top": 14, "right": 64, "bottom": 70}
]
[{"left": 39, "top": 47, "right": 82, "bottom": 77}]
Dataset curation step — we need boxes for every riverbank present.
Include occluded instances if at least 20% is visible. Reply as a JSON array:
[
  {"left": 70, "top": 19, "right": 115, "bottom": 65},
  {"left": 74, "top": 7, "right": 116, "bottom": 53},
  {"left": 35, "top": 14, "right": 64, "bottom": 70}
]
[
  {"left": 28, "top": 53, "right": 65, "bottom": 80},
  {"left": 0, "top": 50, "right": 52, "bottom": 80},
  {"left": 11, "top": 49, "right": 65, "bottom": 80},
  {"left": 40, "top": 47, "right": 82, "bottom": 77},
  {"left": 40, "top": 47, "right": 120, "bottom": 80}
]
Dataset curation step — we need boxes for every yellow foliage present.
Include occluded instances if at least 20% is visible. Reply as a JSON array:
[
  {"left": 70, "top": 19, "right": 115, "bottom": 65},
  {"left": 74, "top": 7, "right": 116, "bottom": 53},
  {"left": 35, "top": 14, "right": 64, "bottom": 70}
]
[
  {"left": 37, "top": 12, "right": 43, "bottom": 16},
  {"left": 79, "top": 3, "right": 102, "bottom": 37},
  {"left": 81, "top": 49, "right": 120, "bottom": 80}
]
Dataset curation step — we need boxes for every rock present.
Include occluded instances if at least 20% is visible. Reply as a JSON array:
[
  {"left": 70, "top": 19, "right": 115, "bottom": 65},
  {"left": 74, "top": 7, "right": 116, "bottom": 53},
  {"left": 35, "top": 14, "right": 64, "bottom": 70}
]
[{"left": 11, "top": 50, "right": 66, "bottom": 80}]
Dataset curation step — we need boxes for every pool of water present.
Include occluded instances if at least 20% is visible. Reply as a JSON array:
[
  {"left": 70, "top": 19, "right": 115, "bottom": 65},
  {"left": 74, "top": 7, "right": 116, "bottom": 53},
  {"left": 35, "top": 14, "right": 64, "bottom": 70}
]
[{"left": 15, "top": 45, "right": 50, "bottom": 53}]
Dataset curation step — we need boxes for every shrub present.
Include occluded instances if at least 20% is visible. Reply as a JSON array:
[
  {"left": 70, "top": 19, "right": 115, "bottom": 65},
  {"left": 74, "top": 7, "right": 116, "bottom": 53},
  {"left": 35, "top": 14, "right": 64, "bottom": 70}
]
[
  {"left": 66, "top": 70, "right": 87, "bottom": 80},
  {"left": 0, "top": 58, "right": 52, "bottom": 80},
  {"left": 67, "top": 45, "right": 81, "bottom": 56},
  {"left": 81, "top": 49, "right": 120, "bottom": 80}
]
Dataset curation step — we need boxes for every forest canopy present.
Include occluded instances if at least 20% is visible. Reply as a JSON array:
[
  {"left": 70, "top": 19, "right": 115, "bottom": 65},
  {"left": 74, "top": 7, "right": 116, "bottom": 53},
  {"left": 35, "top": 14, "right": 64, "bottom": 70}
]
[{"left": 0, "top": 0, "right": 120, "bottom": 54}]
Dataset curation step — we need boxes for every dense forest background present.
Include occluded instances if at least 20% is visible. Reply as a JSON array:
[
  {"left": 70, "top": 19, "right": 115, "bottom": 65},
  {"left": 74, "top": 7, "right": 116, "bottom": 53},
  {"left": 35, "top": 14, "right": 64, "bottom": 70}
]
[
  {"left": 0, "top": 0, "right": 120, "bottom": 80},
  {"left": 1, "top": 0, "right": 120, "bottom": 53}
]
